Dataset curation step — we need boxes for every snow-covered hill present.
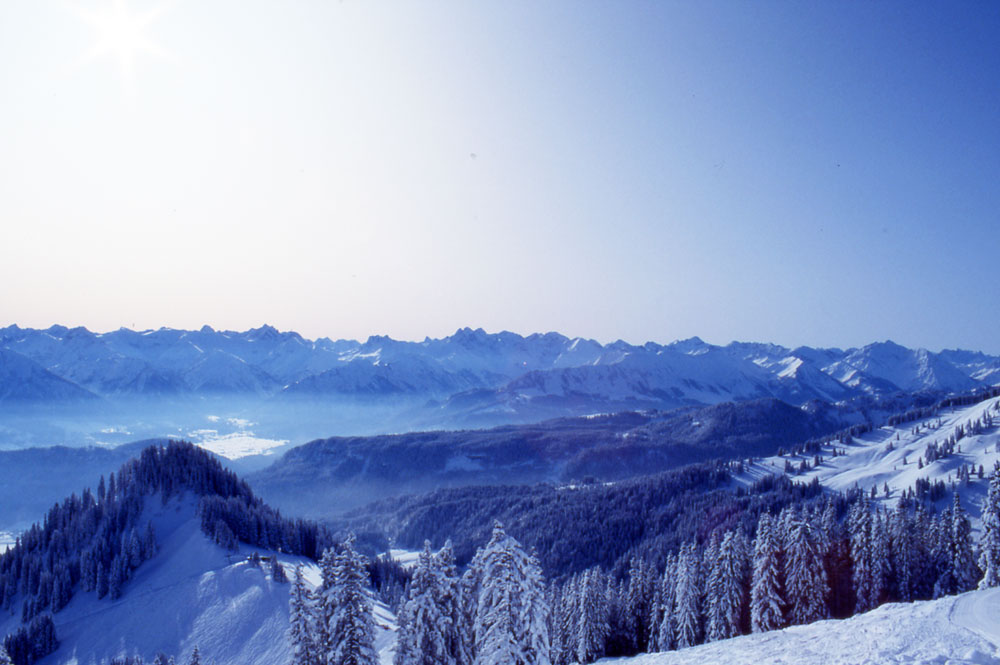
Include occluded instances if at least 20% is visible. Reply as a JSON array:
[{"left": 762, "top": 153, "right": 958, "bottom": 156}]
[
  {"left": 602, "top": 587, "right": 1000, "bottom": 665},
  {"left": 741, "top": 393, "right": 1000, "bottom": 519},
  {"left": 0, "top": 493, "right": 397, "bottom": 665},
  {"left": 0, "top": 442, "right": 399, "bottom": 665}
]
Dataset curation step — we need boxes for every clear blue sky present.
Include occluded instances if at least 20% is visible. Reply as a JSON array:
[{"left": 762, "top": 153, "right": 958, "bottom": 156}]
[{"left": 1, "top": 1, "right": 997, "bottom": 352}]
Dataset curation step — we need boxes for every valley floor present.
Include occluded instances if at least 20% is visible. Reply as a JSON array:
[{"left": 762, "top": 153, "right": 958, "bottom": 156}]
[{"left": 602, "top": 588, "right": 1000, "bottom": 665}]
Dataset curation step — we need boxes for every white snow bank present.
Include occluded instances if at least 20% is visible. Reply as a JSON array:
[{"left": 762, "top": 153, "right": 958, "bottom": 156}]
[{"left": 602, "top": 588, "right": 1000, "bottom": 665}]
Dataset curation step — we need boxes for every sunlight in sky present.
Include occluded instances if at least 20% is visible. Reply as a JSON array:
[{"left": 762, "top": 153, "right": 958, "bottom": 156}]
[
  {"left": 0, "top": 1, "right": 997, "bottom": 352},
  {"left": 73, "top": 0, "right": 170, "bottom": 80}
]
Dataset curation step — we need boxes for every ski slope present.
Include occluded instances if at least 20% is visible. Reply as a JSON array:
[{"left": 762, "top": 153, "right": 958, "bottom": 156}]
[
  {"left": 602, "top": 588, "right": 1000, "bottom": 665},
  {"left": 0, "top": 494, "right": 397, "bottom": 665},
  {"left": 740, "top": 395, "right": 1000, "bottom": 519}
]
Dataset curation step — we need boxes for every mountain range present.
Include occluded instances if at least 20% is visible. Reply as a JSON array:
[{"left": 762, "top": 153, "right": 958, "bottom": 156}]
[{"left": 1, "top": 326, "right": 997, "bottom": 422}]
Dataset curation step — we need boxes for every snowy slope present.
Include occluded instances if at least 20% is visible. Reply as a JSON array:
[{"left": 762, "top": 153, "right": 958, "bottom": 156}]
[
  {"left": 602, "top": 588, "right": 1000, "bottom": 665},
  {"left": 0, "top": 349, "right": 97, "bottom": 402},
  {"left": 1, "top": 493, "right": 396, "bottom": 665},
  {"left": 740, "top": 395, "right": 1000, "bottom": 519}
]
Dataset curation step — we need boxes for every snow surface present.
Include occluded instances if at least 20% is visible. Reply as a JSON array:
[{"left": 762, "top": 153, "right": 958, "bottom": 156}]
[
  {"left": 186, "top": 418, "right": 289, "bottom": 460},
  {"left": 1, "top": 494, "right": 397, "bottom": 665},
  {"left": 602, "top": 588, "right": 1000, "bottom": 665},
  {"left": 739, "top": 396, "right": 1000, "bottom": 520},
  {"left": 384, "top": 549, "right": 423, "bottom": 570}
]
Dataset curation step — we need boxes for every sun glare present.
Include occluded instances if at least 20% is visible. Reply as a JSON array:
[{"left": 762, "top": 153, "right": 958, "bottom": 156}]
[{"left": 75, "top": 0, "right": 169, "bottom": 80}]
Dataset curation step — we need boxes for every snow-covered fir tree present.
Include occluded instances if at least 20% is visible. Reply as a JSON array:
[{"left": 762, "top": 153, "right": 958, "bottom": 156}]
[
  {"left": 979, "top": 467, "right": 1000, "bottom": 589},
  {"left": 623, "top": 557, "right": 654, "bottom": 653},
  {"left": 947, "top": 493, "right": 980, "bottom": 594},
  {"left": 396, "top": 543, "right": 446, "bottom": 665},
  {"left": 750, "top": 512, "right": 784, "bottom": 633},
  {"left": 783, "top": 514, "right": 828, "bottom": 625},
  {"left": 550, "top": 577, "right": 577, "bottom": 665},
  {"left": 606, "top": 576, "right": 630, "bottom": 658},
  {"left": 469, "top": 522, "right": 550, "bottom": 665},
  {"left": 654, "top": 552, "right": 678, "bottom": 652},
  {"left": 321, "top": 534, "right": 378, "bottom": 665},
  {"left": 703, "top": 531, "right": 724, "bottom": 643},
  {"left": 672, "top": 542, "right": 702, "bottom": 649},
  {"left": 434, "top": 541, "right": 469, "bottom": 665},
  {"left": 289, "top": 565, "right": 317, "bottom": 665},
  {"left": 645, "top": 572, "right": 663, "bottom": 653},
  {"left": 394, "top": 540, "right": 465, "bottom": 665},
  {"left": 707, "top": 528, "right": 749, "bottom": 641},
  {"left": 850, "top": 499, "right": 880, "bottom": 613},
  {"left": 315, "top": 547, "right": 338, "bottom": 658},
  {"left": 575, "top": 568, "right": 609, "bottom": 664}
]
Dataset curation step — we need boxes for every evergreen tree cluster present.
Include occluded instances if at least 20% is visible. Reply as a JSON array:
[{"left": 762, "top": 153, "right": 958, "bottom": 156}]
[
  {"left": 288, "top": 534, "right": 380, "bottom": 665},
  {"left": 290, "top": 524, "right": 551, "bottom": 665},
  {"left": 340, "top": 462, "right": 827, "bottom": 579},
  {"left": 1, "top": 615, "right": 57, "bottom": 665},
  {"left": 367, "top": 555, "right": 411, "bottom": 610},
  {"left": 394, "top": 522, "right": 550, "bottom": 665},
  {"left": 545, "top": 489, "right": 995, "bottom": 660}
]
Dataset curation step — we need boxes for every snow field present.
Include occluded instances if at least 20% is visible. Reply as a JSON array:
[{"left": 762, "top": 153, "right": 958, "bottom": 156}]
[
  {"left": 601, "top": 588, "right": 1000, "bottom": 665},
  {"left": 741, "top": 396, "right": 1000, "bottom": 520}
]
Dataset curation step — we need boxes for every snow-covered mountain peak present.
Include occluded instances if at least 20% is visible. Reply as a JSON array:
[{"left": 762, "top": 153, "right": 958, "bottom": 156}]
[{"left": 668, "top": 336, "right": 709, "bottom": 354}]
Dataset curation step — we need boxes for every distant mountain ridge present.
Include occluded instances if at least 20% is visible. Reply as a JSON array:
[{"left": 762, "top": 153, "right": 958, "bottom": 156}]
[{"left": 1, "top": 325, "right": 997, "bottom": 424}]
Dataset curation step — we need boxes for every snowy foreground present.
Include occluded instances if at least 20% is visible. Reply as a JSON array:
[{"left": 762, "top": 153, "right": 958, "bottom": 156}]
[{"left": 603, "top": 588, "right": 1000, "bottom": 665}]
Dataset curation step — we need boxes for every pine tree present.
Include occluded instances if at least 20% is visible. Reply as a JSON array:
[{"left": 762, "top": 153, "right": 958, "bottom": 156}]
[
  {"left": 471, "top": 522, "right": 551, "bottom": 665},
  {"left": 289, "top": 565, "right": 317, "bottom": 665},
  {"left": 703, "top": 531, "right": 725, "bottom": 643},
  {"left": 673, "top": 542, "right": 702, "bottom": 649},
  {"left": 552, "top": 577, "right": 578, "bottom": 665},
  {"left": 397, "top": 542, "right": 449, "bottom": 665},
  {"left": 949, "top": 493, "right": 979, "bottom": 593},
  {"left": 324, "top": 534, "right": 378, "bottom": 665},
  {"left": 850, "top": 499, "right": 880, "bottom": 613},
  {"left": 623, "top": 557, "right": 653, "bottom": 653},
  {"left": 783, "top": 517, "right": 828, "bottom": 625},
  {"left": 187, "top": 646, "right": 201, "bottom": 665},
  {"left": 575, "top": 568, "right": 608, "bottom": 664},
  {"left": 708, "top": 529, "right": 749, "bottom": 641},
  {"left": 979, "top": 468, "right": 1000, "bottom": 589},
  {"left": 316, "top": 547, "right": 338, "bottom": 657},
  {"left": 393, "top": 598, "right": 415, "bottom": 665},
  {"left": 645, "top": 573, "right": 663, "bottom": 653},
  {"left": 750, "top": 513, "right": 784, "bottom": 633},
  {"left": 433, "top": 541, "right": 468, "bottom": 665},
  {"left": 519, "top": 548, "right": 551, "bottom": 665},
  {"left": 655, "top": 553, "right": 678, "bottom": 651}
]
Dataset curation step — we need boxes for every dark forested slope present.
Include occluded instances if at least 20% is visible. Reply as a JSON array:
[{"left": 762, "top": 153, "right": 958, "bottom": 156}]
[{"left": 249, "top": 398, "right": 843, "bottom": 518}]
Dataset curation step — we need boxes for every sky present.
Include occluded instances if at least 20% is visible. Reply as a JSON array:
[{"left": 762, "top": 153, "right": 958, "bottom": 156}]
[{"left": 1, "top": 1, "right": 998, "bottom": 353}]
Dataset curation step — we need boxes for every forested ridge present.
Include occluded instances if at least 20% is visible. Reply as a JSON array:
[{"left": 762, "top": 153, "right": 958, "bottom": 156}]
[{"left": 0, "top": 441, "right": 331, "bottom": 665}]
